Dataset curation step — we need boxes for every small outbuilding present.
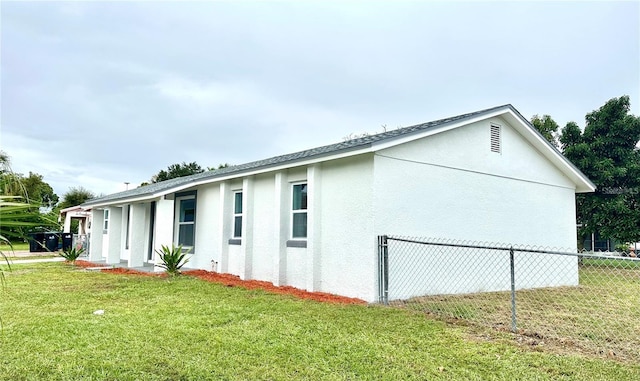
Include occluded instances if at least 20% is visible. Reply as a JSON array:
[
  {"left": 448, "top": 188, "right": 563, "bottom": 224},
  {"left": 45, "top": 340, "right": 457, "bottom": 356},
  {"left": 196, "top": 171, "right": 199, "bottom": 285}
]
[{"left": 81, "top": 104, "right": 595, "bottom": 302}]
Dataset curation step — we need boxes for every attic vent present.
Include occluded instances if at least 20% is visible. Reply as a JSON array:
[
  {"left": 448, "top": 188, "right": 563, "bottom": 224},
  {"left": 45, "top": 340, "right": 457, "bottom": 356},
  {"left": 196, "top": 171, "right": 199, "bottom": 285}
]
[{"left": 490, "top": 124, "right": 501, "bottom": 153}]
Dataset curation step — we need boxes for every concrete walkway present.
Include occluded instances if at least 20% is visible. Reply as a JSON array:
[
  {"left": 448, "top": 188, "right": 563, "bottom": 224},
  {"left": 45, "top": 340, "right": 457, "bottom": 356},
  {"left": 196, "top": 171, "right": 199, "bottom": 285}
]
[
  {"left": 1, "top": 250, "right": 158, "bottom": 272},
  {"left": 2, "top": 250, "right": 67, "bottom": 264},
  {"left": 8, "top": 257, "right": 66, "bottom": 264}
]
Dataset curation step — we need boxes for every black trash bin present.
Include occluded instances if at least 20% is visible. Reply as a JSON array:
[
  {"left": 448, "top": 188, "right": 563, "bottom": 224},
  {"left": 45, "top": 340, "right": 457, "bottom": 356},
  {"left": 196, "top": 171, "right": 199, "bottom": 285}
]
[
  {"left": 45, "top": 232, "right": 60, "bottom": 252},
  {"left": 29, "top": 232, "right": 45, "bottom": 252},
  {"left": 62, "top": 233, "right": 73, "bottom": 251}
]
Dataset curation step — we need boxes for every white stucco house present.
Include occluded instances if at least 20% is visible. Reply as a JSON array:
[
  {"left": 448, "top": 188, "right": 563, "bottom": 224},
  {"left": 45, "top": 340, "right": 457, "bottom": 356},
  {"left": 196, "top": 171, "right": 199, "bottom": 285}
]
[
  {"left": 81, "top": 104, "right": 595, "bottom": 302},
  {"left": 60, "top": 205, "right": 92, "bottom": 235}
]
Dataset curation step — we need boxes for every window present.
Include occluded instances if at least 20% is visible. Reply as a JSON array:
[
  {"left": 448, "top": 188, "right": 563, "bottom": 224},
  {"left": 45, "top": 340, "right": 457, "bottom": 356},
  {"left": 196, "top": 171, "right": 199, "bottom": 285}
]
[
  {"left": 176, "top": 197, "right": 196, "bottom": 249},
  {"left": 291, "top": 183, "right": 308, "bottom": 239},
  {"left": 233, "top": 191, "right": 243, "bottom": 238},
  {"left": 490, "top": 124, "right": 501, "bottom": 153},
  {"left": 103, "top": 209, "right": 109, "bottom": 232}
]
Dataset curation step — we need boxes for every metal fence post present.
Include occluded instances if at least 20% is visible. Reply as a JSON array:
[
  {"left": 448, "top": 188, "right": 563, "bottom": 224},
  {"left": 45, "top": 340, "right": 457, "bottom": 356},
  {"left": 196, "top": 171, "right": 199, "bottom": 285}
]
[
  {"left": 510, "top": 247, "right": 517, "bottom": 332},
  {"left": 378, "top": 235, "right": 389, "bottom": 305}
]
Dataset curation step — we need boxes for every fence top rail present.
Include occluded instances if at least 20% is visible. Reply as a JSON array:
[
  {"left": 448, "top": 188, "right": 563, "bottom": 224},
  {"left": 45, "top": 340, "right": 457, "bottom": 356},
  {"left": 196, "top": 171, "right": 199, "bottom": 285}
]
[
  {"left": 385, "top": 236, "right": 512, "bottom": 252},
  {"left": 383, "top": 235, "right": 640, "bottom": 262}
]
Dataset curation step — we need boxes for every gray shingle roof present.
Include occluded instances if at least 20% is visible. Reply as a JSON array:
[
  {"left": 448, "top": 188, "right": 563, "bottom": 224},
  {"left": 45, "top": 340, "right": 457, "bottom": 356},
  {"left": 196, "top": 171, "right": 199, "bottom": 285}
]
[{"left": 83, "top": 104, "right": 513, "bottom": 207}]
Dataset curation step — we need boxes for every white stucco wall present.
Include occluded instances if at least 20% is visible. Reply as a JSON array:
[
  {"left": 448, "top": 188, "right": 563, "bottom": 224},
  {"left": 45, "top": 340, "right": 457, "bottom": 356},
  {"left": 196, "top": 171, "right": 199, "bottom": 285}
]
[
  {"left": 249, "top": 174, "right": 276, "bottom": 282},
  {"left": 120, "top": 206, "right": 130, "bottom": 261},
  {"left": 373, "top": 118, "right": 579, "bottom": 300},
  {"left": 285, "top": 247, "right": 307, "bottom": 289},
  {"left": 184, "top": 162, "right": 378, "bottom": 300},
  {"left": 191, "top": 184, "right": 219, "bottom": 270},
  {"left": 88, "top": 208, "right": 104, "bottom": 261},
  {"left": 316, "top": 155, "right": 376, "bottom": 301},
  {"left": 128, "top": 203, "right": 147, "bottom": 267},
  {"left": 154, "top": 197, "right": 175, "bottom": 261},
  {"left": 106, "top": 207, "right": 123, "bottom": 264},
  {"left": 227, "top": 244, "right": 243, "bottom": 276},
  {"left": 374, "top": 117, "right": 578, "bottom": 247}
]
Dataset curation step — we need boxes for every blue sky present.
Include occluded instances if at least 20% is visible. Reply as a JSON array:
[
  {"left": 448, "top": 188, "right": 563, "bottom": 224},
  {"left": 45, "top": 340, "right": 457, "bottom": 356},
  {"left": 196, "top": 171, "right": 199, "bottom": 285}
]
[{"left": 2, "top": 1, "right": 638, "bottom": 197}]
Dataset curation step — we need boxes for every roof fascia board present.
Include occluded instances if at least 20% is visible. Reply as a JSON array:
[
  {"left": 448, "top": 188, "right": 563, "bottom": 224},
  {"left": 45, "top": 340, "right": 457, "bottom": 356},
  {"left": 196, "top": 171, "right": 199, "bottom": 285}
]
[
  {"left": 371, "top": 106, "right": 595, "bottom": 193},
  {"left": 85, "top": 195, "right": 163, "bottom": 209},
  {"left": 60, "top": 205, "right": 90, "bottom": 213},
  {"left": 152, "top": 146, "right": 375, "bottom": 197},
  {"left": 500, "top": 110, "right": 596, "bottom": 193},
  {"left": 88, "top": 146, "right": 376, "bottom": 207}
]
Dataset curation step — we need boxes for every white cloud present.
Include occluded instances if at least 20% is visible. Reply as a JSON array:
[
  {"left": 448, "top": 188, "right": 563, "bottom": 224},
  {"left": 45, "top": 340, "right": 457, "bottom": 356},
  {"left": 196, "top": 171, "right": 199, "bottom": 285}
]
[{"left": 1, "top": 1, "right": 638, "bottom": 199}]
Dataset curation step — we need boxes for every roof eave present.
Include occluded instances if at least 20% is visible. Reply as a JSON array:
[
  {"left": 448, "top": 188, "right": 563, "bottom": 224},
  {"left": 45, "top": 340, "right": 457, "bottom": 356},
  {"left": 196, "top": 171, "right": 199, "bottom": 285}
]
[
  {"left": 370, "top": 105, "right": 514, "bottom": 152},
  {"left": 82, "top": 143, "right": 376, "bottom": 208},
  {"left": 500, "top": 108, "right": 596, "bottom": 193}
]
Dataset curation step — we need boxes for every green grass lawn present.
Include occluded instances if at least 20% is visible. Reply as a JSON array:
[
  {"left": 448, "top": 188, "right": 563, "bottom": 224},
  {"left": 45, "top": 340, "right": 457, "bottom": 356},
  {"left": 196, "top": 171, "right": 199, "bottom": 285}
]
[
  {"left": 0, "top": 241, "right": 29, "bottom": 252},
  {"left": 397, "top": 264, "right": 640, "bottom": 362},
  {"left": 1, "top": 263, "right": 639, "bottom": 380},
  {"left": 581, "top": 256, "right": 640, "bottom": 269}
]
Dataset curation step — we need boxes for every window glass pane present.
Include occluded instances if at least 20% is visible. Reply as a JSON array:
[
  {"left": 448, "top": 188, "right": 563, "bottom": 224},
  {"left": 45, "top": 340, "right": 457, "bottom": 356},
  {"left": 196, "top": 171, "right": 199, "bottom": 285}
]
[
  {"left": 103, "top": 210, "right": 109, "bottom": 230},
  {"left": 234, "top": 192, "right": 243, "bottom": 214},
  {"left": 234, "top": 216, "right": 242, "bottom": 238},
  {"left": 292, "top": 184, "right": 308, "bottom": 210},
  {"left": 180, "top": 199, "right": 195, "bottom": 222},
  {"left": 292, "top": 212, "right": 307, "bottom": 238},
  {"left": 178, "top": 224, "right": 194, "bottom": 247}
]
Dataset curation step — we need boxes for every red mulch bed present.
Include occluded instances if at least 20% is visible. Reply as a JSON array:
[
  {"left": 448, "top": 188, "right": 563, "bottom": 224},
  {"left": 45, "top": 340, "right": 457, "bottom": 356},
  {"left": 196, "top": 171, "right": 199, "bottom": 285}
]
[
  {"left": 71, "top": 261, "right": 365, "bottom": 305},
  {"left": 183, "top": 270, "right": 366, "bottom": 305},
  {"left": 102, "top": 267, "right": 167, "bottom": 277},
  {"left": 74, "top": 260, "right": 107, "bottom": 268}
]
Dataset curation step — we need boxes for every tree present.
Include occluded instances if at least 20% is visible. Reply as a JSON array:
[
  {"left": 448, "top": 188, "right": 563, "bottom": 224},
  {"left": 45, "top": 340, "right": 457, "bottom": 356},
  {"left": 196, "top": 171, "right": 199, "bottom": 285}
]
[
  {"left": 58, "top": 187, "right": 95, "bottom": 210},
  {"left": 22, "top": 172, "right": 59, "bottom": 208},
  {"left": 0, "top": 171, "right": 25, "bottom": 198},
  {"left": 150, "top": 162, "right": 204, "bottom": 183},
  {"left": 0, "top": 152, "right": 58, "bottom": 239},
  {"left": 206, "top": 163, "right": 230, "bottom": 171},
  {"left": 0, "top": 153, "right": 58, "bottom": 208},
  {"left": 560, "top": 96, "right": 640, "bottom": 244},
  {"left": 0, "top": 151, "right": 25, "bottom": 197},
  {"left": 0, "top": 171, "right": 58, "bottom": 208},
  {"left": 1, "top": 196, "right": 32, "bottom": 279},
  {"left": 531, "top": 114, "right": 560, "bottom": 148},
  {"left": 58, "top": 187, "right": 96, "bottom": 234}
]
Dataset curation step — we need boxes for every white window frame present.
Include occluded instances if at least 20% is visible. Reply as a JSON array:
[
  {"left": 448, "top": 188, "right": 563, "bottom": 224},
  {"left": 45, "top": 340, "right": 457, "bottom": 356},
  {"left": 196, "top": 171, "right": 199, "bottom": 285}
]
[
  {"left": 290, "top": 182, "right": 308, "bottom": 240},
  {"left": 103, "top": 209, "right": 109, "bottom": 233},
  {"left": 233, "top": 190, "right": 243, "bottom": 238},
  {"left": 174, "top": 195, "right": 196, "bottom": 252}
]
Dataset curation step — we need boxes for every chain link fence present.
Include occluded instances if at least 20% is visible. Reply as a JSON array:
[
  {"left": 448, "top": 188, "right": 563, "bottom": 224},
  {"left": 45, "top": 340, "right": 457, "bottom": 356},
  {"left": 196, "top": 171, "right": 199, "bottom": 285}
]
[
  {"left": 377, "top": 235, "right": 640, "bottom": 362},
  {"left": 73, "top": 234, "right": 90, "bottom": 256}
]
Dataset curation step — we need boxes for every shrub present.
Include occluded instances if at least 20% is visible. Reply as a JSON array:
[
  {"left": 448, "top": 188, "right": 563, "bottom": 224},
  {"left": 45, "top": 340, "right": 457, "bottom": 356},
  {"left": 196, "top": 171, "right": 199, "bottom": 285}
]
[
  {"left": 59, "top": 247, "right": 85, "bottom": 264},
  {"left": 615, "top": 243, "right": 630, "bottom": 254},
  {"left": 155, "top": 244, "right": 190, "bottom": 276}
]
